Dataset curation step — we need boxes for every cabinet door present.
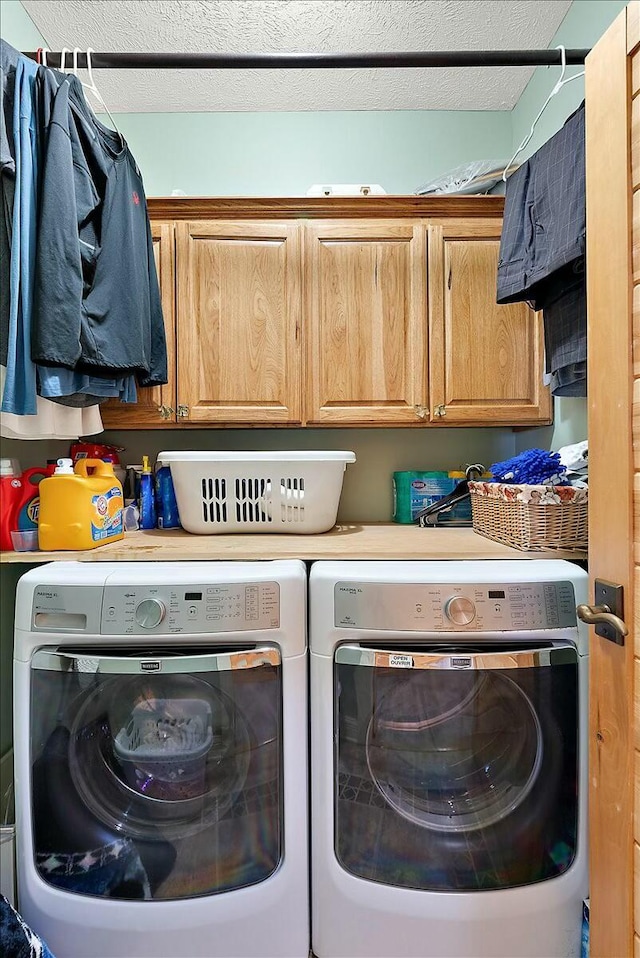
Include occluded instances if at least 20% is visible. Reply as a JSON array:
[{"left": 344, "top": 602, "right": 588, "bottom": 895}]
[
  {"left": 100, "top": 222, "right": 177, "bottom": 427},
  {"left": 428, "top": 221, "right": 551, "bottom": 424},
  {"left": 176, "top": 221, "right": 302, "bottom": 424},
  {"left": 306, "top": 221, "right": 427, "bottom": 424}
]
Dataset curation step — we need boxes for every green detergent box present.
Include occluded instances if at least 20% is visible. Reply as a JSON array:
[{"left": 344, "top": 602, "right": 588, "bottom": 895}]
[{"left": 392, "top": 471, "right": 456, "bottom": 523}]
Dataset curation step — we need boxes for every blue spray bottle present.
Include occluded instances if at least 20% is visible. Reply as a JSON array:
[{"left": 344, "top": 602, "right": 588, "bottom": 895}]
[
  {"left": 139, "top": 455, "right": 157, "bottom": 530},
  {"left": 155, "top": 460, "right": 181, "bottom": 529}
]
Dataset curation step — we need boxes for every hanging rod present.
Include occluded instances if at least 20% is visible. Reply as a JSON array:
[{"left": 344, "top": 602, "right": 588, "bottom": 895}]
[{"left": 23, "top": 49, "right": 590, "bottom": 70}]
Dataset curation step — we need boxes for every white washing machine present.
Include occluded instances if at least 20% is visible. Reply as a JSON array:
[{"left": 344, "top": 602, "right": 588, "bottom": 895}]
[
  {"left": 310, "top": 559, "right": 589, "bottom": 958},
  {"left": 13, "top": 560, "right": 308, "bottom": 958}
]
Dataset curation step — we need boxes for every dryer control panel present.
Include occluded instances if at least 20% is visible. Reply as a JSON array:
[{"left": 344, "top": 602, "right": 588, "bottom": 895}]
[
  {"left": 30, "top": 582, "right": 280, "bottom": 633},
  {"left": 334, "top": 580, "right": 577, "bottom": 632}
]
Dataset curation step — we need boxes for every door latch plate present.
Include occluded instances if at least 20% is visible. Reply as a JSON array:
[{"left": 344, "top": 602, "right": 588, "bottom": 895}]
[{"left": 594, "top": 579, "right": 625, "bottom": 645}]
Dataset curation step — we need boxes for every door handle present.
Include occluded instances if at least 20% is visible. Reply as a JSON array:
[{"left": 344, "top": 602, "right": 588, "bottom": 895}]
[
  {"left": 576, "top": 604, "right": 628, "bottom": 644},
  {"left": 577, "top": 579, "right": 628, "bottom": 645}
]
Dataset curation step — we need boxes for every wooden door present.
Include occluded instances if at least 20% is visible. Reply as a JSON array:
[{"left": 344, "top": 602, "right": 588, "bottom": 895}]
[
  {"left": 585, "top": 6, "right": 636, "bottom": 956},
  {"left": 306, "top": 220, "right": 427, "bottom": 424},
  {"left": 176, "top": 221, "right": 302, "bottom": 424},
  {"left": 428, "top": 221, "right": 551, "bottom": 424},
  {"left": 100, "top": 222, "right": 176, "bottom": 427}
]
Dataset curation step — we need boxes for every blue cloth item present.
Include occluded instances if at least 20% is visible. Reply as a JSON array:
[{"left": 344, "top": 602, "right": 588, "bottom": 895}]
[
  {"left": 36, "top": 838, "right": 151, "bottom": 899},
  {"left": 38, "top": 367, "right": 138, "bottom": 406},
  {"left": 2, "top": 54, "right": 38, "bottom": 415},
  {"left": 0, "top": 894, "right": 56, "bottom": 958},
  {"left": 1, "top": 40, "right": 21, "bottom": 368}
]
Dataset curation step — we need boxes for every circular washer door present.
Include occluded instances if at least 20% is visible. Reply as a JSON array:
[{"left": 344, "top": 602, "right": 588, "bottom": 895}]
[{"left": 69, "top": 673, "right": 251, "bottom": 841}]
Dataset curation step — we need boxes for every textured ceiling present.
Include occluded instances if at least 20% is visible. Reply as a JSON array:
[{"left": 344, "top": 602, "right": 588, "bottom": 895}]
[{"left": 21, "top": 0, "right": 574, "bottom": 113}]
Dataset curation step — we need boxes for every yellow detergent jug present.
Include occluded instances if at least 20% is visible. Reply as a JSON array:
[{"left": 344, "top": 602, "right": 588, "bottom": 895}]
[{"left": 38, "top": 458, "right": 124, "bottom": 551}]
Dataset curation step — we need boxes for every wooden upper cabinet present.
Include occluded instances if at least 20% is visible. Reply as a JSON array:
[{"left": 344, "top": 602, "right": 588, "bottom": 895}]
[
  {"left": 175, "top": 221, "right": 302, "bottom": 423},
  {"left": 306, "top": 220, "right": 427, "bottom": 424},
  {"left": 99, "top": 200, "right": 551, "bottom": 430},
  {"left": 100, "top": 222, "right": 177, "bottom": 427},
  {"left": 428, "top": 221, "right": 551, "bottom": 424}
]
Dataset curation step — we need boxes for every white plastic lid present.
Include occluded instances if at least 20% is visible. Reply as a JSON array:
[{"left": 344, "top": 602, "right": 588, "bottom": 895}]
[
  {"left": 54, "top": 458, "right": 75, "bottom": 475},
  {"left": 158, "top": 450, "right": 356, "bottom": 463},
  {"left": 0, "top": 458, "right": 20, "bottom": 477}
]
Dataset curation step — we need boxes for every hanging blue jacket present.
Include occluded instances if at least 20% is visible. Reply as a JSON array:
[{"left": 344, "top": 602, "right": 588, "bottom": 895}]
[{"left": 31, "top": 71, "right": 167, "bottom": 387}]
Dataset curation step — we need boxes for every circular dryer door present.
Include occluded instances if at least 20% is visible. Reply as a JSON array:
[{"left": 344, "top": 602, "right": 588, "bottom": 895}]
[
  {"left": 334, "top": 642, "right": 579, "bottom": 891},
  {"left": 366, "top": 666, "right": 542, "bottom": 833},
  {"left": 29, "top": 646, "right": 283, "bottom": 901}
]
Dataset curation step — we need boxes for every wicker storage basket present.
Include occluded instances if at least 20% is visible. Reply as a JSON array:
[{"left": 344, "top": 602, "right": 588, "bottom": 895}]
[{"left": 468, "top": 481, "right": 588, "bottom": 552}]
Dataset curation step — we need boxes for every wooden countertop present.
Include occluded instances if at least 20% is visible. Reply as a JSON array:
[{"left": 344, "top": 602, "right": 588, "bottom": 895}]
[{"left": 0, "top": 524, "right": 587, "bottom": 563}]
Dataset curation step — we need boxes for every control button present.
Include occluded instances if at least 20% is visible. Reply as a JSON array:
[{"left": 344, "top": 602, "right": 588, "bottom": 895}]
[
  {"left": 107, "top": 606, "right": 116, "bottom": 617},
  {"left": 444, "top": 596, "right": 476, "bottom": 626},
  {"left": 134, "top": 598, "right": 166, "bottom": 629},
  {"left": 188, "top": 606, "right": 198, "bottom": 617}
]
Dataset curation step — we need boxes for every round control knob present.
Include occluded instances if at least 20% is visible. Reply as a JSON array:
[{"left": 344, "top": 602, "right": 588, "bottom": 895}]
[
  {"left": 134, "top": 598, "right": 166, "bottom": 629},
  {"left": 444, "top": 596, "right": 476, "bottom": 626}
]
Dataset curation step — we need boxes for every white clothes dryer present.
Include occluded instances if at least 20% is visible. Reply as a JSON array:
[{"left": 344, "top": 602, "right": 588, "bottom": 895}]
[
  {"left": 14, "top": 560, "right": 308, "bottom": 958},
  {"left": 310, "top": 559, "right": 589, "bottom": 958}
]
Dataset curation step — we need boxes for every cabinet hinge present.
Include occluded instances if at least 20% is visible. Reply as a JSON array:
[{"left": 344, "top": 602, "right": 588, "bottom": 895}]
[
  {"left": 434, "top": 404, "right": 447, "bottom": 418},
  {"left": 177, "top": 404, "right": 190, "bottom": 419},
  {"left": 157, "top": 404, "right": 174, "bottom": 420}
]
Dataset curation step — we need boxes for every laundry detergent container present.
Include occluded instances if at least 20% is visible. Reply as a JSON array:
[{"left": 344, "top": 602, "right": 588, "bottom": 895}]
[{"left": 159, "top": 450, "right": 356, "bottom": 534}]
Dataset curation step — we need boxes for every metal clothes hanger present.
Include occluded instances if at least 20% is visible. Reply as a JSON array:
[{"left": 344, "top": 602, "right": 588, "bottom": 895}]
[{"left": 502, "top": 45, "right": 585, "bottom": 182}]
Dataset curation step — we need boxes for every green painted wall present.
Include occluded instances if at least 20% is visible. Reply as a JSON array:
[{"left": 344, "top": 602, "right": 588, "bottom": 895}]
[
  {"left": 0, "top": 0, "right": 44, "bottom": 48},
  {"left": 109, "top": 109, "right": 512, "bottom": 198}
]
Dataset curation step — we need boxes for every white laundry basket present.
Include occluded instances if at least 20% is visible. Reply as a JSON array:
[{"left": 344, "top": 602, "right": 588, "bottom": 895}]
[
  {"left": 114, "top": 698, "right": 213, "bottom": 800},
  {"left": 159, "top": 451, "right": 356, "bottom": 534}
]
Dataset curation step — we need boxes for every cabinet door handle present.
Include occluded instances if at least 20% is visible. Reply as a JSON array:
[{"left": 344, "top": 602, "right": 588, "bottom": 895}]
[
  {"left": 434, "top": 404, "right": 447, "bottom": 417},
  {"left": 413, "top": 404, "right": 428, "bottom": 419},
  {"left": 157, "top": 404, "right": 174, "bottom": 420}
]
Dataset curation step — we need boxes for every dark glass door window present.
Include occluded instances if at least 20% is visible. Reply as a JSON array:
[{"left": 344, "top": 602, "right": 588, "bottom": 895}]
[
  {"left": 30, "top": 645, "right": 282, "bottom": 901},
  {"left": 334, "top": 643, "right": 578, "bottom": 892}
]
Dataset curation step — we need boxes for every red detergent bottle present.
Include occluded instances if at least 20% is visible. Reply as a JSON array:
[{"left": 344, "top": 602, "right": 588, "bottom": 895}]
[
  {"left": 0, "top": 459, "right": 55, "bottom": 551},
  {"left": 1, "top": 458, "right": 23, "bottom": 550}
]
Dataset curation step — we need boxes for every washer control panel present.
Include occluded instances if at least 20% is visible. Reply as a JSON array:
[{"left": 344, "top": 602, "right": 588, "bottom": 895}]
[
  {"left": 30, "top": 581, "right": 280, "bottom": 634},
  {"left": 101, "top": 582, "right": 280, "bottom": 634},
  {"left": 334, "top": 580, "right": 577, "bottom": 632}
]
